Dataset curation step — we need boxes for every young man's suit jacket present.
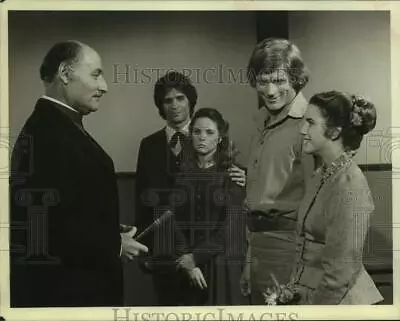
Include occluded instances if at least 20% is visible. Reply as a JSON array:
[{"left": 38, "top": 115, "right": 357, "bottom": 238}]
[{"left": 135, "top": 128, "right": 182, "bottom": 270}]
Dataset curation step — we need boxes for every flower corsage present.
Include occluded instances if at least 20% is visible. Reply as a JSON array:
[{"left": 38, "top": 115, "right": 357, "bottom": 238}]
[{"left": 263, "top": 273, "right": 301, "bottom": 305}]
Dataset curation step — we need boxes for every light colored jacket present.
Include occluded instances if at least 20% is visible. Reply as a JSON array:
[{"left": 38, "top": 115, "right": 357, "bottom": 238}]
[{"left": 292, "top": 156, "right": 383, "bottom": 305}]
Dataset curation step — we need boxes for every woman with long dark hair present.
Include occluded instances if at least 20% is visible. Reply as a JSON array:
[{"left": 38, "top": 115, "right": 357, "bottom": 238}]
[{"left": 170, "top": 108, "right": 247, "bottom": 305}]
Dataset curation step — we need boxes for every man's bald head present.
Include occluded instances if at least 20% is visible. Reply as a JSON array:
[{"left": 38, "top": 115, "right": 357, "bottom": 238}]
[
  {"left": 40, "top": 40, "right": 108, "bottom": 115},
  {"left": 39, "top": 40, "right": 89, "bottom": 83}
]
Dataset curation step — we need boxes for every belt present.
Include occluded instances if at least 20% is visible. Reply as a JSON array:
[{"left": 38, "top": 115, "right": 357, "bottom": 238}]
[{"left": 247, "top": 210, "right": 297, "bottom": 232}]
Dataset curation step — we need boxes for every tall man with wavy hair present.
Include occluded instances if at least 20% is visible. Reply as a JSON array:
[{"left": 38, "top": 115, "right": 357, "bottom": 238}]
[{"left": 240, "top": 38, "right": 314, "bottom": 304}]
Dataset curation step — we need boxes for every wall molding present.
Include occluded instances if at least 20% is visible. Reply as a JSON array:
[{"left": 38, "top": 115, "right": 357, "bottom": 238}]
[
  {"left": 358, "top": 163, "right": 392, "bottom": 172},
  {"left": 116, "top": 163, "right": 392, "bottom": 179}
]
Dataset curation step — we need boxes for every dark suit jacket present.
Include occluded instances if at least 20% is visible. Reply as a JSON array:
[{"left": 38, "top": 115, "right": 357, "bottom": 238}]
[
  {"left": 135, "top": 128, "right": 183, "bottom": 270},
  {"left": 136, "top": 128, "right": 175, "bottom": 193},
  {"left": 10, "top": 98, "right": 122, "bottom": 307}
]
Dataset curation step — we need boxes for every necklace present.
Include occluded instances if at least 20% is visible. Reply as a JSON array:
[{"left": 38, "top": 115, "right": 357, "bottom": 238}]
[
  {"left": 197, "top": 159, "right": 216, "bottom": 169},
  {"left": 319, "top": 152, "right": 353, "bottom": 183},
  {"left": 298, "top": 151, "right": 353, "bottom": 234}
]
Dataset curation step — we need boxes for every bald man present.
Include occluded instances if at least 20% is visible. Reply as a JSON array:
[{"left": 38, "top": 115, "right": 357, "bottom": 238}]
[{"left": 10, "top": 40, "right": 147, "bottom": 307}]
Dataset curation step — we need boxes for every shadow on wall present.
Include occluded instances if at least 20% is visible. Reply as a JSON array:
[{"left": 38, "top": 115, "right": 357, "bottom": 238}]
[
  {"left": 117, "top": 169, "right": 393, "bottom": 306},
  {"left": 363, "top": 170, "right": 392, "bottom": 272}
]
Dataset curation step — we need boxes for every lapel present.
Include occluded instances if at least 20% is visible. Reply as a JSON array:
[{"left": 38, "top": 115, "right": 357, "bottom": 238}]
[
  {"left": 296, "top": 171, "right": 324, "bottom": 235},
  {"left": 152, "top": 128, "right": 169, "bottom": 172},
  {"left": 34, "top": 98, "right": 114, "bottom": 172},
  {"left": 152, "top": 128, "right": 185, "bottom": 187},
  {"left": 153, "top": 128, "right": 181, "bottom": 166},
  {"left": 297, "top": 164, "right": 351, "bottom": 236},
  {"left": 81, "top": 129, "right": 114, "bottom": 172}
]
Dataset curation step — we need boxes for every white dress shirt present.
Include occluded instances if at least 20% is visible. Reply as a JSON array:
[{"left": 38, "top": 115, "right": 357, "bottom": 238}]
[
  {"left": 165, "top": 121, "right": 190, "bottom": 155},
  {"left": 41, "top": 95, "right": 79, "bottom": 113}
]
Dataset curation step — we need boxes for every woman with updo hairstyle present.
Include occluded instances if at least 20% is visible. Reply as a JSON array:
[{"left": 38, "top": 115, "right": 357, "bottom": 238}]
[
  {"left": 287, "top": 91, "right": 383, "bottom": 304},
  {"left": 165, "top": 108, "right": 247, "bottom": 305}
]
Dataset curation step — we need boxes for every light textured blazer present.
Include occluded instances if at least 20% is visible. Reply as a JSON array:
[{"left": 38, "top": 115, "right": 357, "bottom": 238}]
[{"left": 292, "top": 157, "right": 383, "bottom": 305}]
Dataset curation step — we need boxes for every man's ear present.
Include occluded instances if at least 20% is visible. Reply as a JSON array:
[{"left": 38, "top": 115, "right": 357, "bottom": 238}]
[
  {"left": 326, "top": 127, "right": 342, "bottom": 140},
  {"left": 58, "top": 62, "right": 70, "bottom": 85}
]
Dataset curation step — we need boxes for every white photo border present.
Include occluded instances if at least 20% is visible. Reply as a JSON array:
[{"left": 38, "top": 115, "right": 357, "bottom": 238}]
[{"left": 1, "top": 1, "right": 399, "bottom": 320}]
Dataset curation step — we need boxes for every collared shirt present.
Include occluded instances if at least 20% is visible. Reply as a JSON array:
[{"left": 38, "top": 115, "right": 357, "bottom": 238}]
[
  {"left": 165, "top": 121, "right": 190, "bottom": 155},
  {"left": 246, "top": 92, "right": 314, "bottom": 219},
  {"left": 41, "top": 95, "right": 85, "bottom": 131},
  {"left": 165, "top": 121, "right": 190, "bottom": 143},
  {"left": 42, "top": 95, "right": 78, "bottom": 113}
]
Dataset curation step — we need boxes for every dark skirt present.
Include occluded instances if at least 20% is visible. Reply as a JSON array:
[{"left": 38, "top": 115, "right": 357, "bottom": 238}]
[
  {"left": 152, "top": 254, "right": 246, "bottom": 306},
  {"left": 201, "top": 255, "right": 246, "bottom": 305}
]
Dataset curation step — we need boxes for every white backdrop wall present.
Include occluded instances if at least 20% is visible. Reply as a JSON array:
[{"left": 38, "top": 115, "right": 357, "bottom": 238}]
[
  {"left": 289, "top": 11, "right": 391, "bottom": 165},
  {"left": 9, "top": 11, "right": 391, "bottom": 171},
  {"left": 9, "top": 11, "right": 258, "bottom": 172}
]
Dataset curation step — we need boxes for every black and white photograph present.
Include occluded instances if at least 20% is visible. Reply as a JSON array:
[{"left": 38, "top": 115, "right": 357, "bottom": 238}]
[{"left": 0, "top": 1, "right": 398, "bottom": 320}]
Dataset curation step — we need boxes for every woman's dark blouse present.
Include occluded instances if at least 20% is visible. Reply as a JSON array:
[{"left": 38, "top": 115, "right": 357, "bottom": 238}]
[{"left": 171, "top": 164, "right": 247, "bottom": 304}]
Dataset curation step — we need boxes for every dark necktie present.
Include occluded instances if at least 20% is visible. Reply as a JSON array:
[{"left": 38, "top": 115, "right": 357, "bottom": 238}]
[
  {"left": 170, "top": 132, "right": 185, "bottom": 148},
  {"left": 170, "top": 132, "right": 186, "bottom": 156}
]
